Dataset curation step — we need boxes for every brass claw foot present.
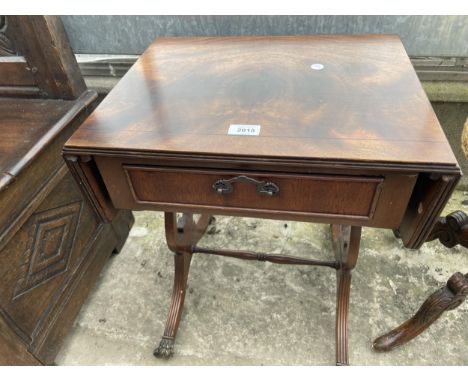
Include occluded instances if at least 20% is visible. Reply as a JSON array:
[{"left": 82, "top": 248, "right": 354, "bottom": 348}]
[{"left": 154, "top": 337, "right": 174, "bottom": 359}]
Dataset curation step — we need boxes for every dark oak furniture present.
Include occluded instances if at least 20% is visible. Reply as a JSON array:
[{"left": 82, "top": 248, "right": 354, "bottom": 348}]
[
  {"left": 0, "top": 16, "right": 133, "bottom": 365},
  {"left": 63, "top": 35, "right": 461, "bottom": 365}
]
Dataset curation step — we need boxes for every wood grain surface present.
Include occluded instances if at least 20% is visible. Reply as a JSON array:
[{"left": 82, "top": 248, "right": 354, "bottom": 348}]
[
  {"left": 0, "top": 99, "right": 73, "bottom": 182},
  {"left": 124, "top": 166, "right": 383, "bottom": 217},
  {"left": 65, "top": 35, "right": 457, "bottom": 167},
  {"left": 0, "top": 92, "right": 95, "bottom": 191}
]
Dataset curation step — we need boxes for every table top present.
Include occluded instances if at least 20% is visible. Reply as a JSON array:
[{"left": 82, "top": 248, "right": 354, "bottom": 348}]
[{"left": 65, "top": 35, "right": 458, "bottom": 169}]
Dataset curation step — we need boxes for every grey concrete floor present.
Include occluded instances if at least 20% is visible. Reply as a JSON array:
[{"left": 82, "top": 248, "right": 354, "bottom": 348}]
[{"left": 56, "top": 191, "right": 468, "bottom": 366}]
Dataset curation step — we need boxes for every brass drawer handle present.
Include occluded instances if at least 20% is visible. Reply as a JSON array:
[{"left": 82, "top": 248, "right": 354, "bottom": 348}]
[{"left": 212, "top": 175, "right": 279, "bottom": 196}]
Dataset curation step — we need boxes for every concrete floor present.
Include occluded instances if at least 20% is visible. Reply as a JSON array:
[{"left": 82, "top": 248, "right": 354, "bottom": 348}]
[{"left": 56, "top": 191, "right": 468, "bottom": 366}]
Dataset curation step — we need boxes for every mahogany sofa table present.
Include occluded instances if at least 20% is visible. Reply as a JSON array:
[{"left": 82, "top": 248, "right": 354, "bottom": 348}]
[{"left": 63, "top": 35, "right": 461, "bottom": 365}]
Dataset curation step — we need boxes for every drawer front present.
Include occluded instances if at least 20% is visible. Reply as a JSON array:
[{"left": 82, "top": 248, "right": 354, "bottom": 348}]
[{"left": 122, "top": 166, "right": 383, "bottom": 219}]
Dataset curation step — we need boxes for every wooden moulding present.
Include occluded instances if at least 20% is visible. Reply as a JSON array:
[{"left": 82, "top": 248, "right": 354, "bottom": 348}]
[{"left": 0, "top": 90, "right": 96, "bottom": 191}]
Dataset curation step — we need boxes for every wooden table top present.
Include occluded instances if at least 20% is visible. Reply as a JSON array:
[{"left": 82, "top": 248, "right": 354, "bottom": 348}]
[{"left": 65, "top": 35, "right": 458, "bottom": 169}]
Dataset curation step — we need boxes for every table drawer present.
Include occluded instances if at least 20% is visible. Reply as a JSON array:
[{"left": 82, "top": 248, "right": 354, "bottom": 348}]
[{"left": 121, "top": 166, "right": 384, "bottom": 219}]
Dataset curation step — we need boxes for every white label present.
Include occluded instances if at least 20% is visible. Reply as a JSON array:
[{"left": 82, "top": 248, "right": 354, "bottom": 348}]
[
  {"left": 228, "top": 124, "right": 261, "bottom": 136},
  {"left": 310, "top": 63, "right": 324, "bottom": 70}
]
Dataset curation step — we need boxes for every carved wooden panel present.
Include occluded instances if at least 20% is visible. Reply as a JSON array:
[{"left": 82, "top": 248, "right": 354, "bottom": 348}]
[
  {"left": 13, "top": 201, "right": 82, "bottom": 299},
  {"left": 0, "top": 172, "right": 100, "bottom": 340}
]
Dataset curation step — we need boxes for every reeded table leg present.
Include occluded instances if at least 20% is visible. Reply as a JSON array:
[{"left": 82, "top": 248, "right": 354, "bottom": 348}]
[
  {"left": 331, "top": 225, "right": 362, "bottom": 366},
  {"left": 154, "top": 212, "right": 211, "bottom": 359},
  {"left": 153, "top": 250, "right": 192, "bottom": 358},
  {"left": 156, "top": 216, "right": 363, "bottom": 364}
]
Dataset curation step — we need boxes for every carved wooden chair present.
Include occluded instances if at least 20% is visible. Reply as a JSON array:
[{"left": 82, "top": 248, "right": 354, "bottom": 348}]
[{"left": 0, "top": 16, "right": 133, "bottom": 365}]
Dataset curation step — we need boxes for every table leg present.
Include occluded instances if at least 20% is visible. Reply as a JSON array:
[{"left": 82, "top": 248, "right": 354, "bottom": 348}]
[
  {"left": 373, "top": 211, "right": 468, "bottom": 352},
  {"left": 373, "top": 272, "right": 468, "bottom": 352},
  {"left": 153, "top": 250, "right": 192, "bottom": 358},
  {"left": 154, "top": 212, "right": 211, "bottom": 359},
  {"left": 331, "top": 225, "right": 362, "bottom": 366}
]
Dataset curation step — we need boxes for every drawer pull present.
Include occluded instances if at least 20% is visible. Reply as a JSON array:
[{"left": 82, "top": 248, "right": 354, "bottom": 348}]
[{"left": 212, "top": 175, "right": 279, "bottom": 196}]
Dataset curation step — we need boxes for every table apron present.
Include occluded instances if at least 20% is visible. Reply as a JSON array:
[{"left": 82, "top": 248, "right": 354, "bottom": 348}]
[{"left": 94, "top": 157, "right": 418, "bottom": 229}]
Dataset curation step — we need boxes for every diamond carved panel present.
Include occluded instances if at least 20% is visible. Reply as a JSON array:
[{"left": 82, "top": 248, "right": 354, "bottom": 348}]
[{"left": 13, "top": 201, "right": 82, "bottom": 299}]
